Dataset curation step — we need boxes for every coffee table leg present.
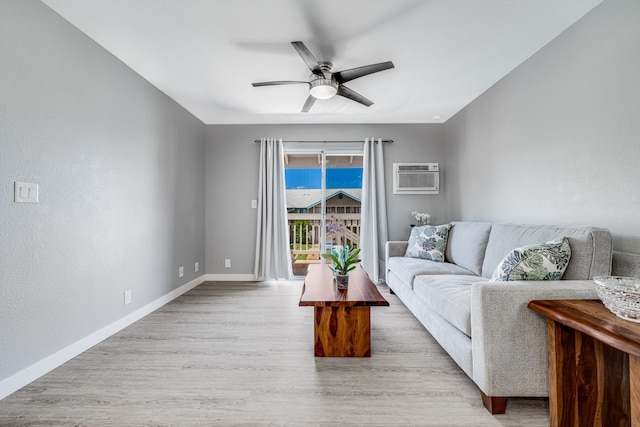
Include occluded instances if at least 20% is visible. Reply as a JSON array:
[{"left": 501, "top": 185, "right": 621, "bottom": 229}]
[{"left": 313, "top": 306, "right": 371, "bottom": 357}]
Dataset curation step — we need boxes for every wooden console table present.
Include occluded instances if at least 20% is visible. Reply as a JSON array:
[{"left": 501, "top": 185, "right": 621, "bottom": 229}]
[
  {"left": 528, "top": 299, "right": 640, "bottom": 427},
  {"left": 299, "top": 264, "right": 389, "bottom": 357}
]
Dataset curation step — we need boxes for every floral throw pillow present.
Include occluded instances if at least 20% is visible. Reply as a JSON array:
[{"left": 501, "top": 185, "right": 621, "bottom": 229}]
[
  {"left": 491, "top": 238, "right": 572, "bottom": 281},
  {"left": 404, "top": 224, "right": 451, "bottom": 262}
]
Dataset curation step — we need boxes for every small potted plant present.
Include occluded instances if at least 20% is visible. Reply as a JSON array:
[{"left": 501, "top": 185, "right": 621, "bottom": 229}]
[{"left": 321, "top": 247, "right": 361, "bottom": 290}]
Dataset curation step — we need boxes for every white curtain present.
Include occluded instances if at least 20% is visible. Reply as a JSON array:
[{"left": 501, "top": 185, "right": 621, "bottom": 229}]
[
  {"left": 359, "top": 137, "right": 388, "bottom": 282},
  {"left": 254, "top": 138, "right": 292, "bottom": 280}
]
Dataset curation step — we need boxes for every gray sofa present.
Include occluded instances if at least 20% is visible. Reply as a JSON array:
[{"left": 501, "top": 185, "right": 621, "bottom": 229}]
[{"left": 385, "top": 221, "right": 612, "bottom": 414}]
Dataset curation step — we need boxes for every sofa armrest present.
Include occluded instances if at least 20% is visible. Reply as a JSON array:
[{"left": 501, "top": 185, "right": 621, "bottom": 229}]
[
  {"left": 470, "top": 279, "right": 598, "bottom": 397},
  {"left": 385, "top": 241, "right": 408, "bottom": 262}
]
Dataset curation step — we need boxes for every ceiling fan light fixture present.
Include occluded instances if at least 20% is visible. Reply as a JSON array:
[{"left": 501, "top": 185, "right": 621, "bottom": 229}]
[
  {"left": 252, "top": 41, "right": 393, "bottom": 112},
  {"left": 310, "top": 78, "right": 338, "bottom": 100}
]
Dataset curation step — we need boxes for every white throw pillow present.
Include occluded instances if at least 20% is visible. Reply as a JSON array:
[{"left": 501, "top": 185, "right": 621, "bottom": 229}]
[
  {"left": 404, "top": 224, "right": 451, "bottom": 263},
  {"left": 491, "top": 238, "right": 571, "bottom": 281}
]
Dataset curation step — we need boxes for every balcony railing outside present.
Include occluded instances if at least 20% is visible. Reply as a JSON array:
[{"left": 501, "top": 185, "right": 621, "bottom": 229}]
[{"left": 288, "top": 213, "right": 361, "bottom": 275}]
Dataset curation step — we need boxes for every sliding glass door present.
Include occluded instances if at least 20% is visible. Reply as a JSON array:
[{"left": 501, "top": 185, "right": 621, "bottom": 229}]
[{"left": 284, "top": 148, "right": 363, "bottom": 277}]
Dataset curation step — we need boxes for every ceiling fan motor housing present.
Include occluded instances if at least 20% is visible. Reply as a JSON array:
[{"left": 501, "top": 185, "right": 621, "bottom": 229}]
[
  {"left": 309, "top": 76, "right": 338, "bottom": 99},
  {"left": 309, "top": 60, "right": 337, "bottom": 99}
]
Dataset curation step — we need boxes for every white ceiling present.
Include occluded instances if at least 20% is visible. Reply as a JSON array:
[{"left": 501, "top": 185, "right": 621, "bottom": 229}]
[{"left": 41, "top": 0, "right": 601, "bottom": 125}]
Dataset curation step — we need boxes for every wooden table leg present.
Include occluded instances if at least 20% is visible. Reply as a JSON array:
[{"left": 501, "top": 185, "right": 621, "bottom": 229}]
[
  {"left": 547, "top": 318, "right": 631, "bottom": 427},
  {"left": 313, "top": 306, "right": 371, "bottom": 357},
  {"left": 631, "top": 354, "right": 640, "bottom": 427},
  {"left": 547, "top": 319, "right": 576, "bottom": 427}
]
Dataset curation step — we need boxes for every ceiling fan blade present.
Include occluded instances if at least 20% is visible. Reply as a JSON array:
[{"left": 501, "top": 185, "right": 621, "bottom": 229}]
[
  {"left": 291, "top": 41, "right": 324, "bottom": 77},
  {"left": 334, "top": 61, "right": 395, "bottom": 84},
  {"left": 252, "top": 81, "right": 309, "bottom": 87},
  {"left": 337, "top": 85, "right": 373, "bottom": 107},
  {"left": 301, "top": 95, "right": 317, "bottom": 113}
]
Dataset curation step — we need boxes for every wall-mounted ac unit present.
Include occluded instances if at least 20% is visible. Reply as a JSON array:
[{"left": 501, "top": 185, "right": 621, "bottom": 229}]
[{"left": 393, "top": 163, "right": 439, "bottom": 194}]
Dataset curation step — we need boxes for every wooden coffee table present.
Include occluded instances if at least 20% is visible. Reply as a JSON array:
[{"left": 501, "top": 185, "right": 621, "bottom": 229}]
[{"left": 299, "top": 264, "right": 389, "bottom": 357}]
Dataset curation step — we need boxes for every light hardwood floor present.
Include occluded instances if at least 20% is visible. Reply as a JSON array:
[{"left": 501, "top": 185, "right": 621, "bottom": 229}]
[{"left": 0, "top": 281, "right": 549, "bottom": 426}]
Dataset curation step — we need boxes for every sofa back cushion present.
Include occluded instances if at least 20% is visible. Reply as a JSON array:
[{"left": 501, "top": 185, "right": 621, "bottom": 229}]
[
  {"left": 481, "top": 224, "right": 612, "bottom": 280},
  {"left": 445, "top": 222, "right": 493, "bottom": 276},
  {"left": 612, "top": 251, "right": 640, "bottom": 277}
]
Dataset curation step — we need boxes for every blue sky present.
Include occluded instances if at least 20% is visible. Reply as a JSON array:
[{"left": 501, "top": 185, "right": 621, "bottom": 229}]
[{"left": 285, "top": 168, "right": 363, "bottom": 189}]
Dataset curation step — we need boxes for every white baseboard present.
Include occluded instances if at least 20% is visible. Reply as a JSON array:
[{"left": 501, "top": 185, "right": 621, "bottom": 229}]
[
  {"left": 0, "top": 275, "right": 206, "bottom": 401},
  {"left": 204, "top": 273, "right": 259, "bottom": 282}
]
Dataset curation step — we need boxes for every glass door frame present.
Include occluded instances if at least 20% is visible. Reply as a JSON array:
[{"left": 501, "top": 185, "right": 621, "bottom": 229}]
[{"left": 283, "top": 142, "right": 364, "bottom": 265}]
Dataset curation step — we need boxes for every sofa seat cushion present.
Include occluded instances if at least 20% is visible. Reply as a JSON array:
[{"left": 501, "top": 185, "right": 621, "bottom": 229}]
[
  {"left": 387, "top": 257, "right": 476, "bottom": 288},
  {"left": 413, "top": 274, "right": 480, "bottom": 337}
]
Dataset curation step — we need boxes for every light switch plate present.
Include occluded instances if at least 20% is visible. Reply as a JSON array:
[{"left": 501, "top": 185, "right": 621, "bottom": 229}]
[
  {"left": 14, "top": 182, "right": 39, "bottom": 203},
  {"left": 251, "top": 199, "right": 257, "bottom": 209}
]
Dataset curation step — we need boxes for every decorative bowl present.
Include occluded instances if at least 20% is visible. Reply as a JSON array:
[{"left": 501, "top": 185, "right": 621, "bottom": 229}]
[{"left": 594, "top": 276, "right": 640, "bottom": 322}]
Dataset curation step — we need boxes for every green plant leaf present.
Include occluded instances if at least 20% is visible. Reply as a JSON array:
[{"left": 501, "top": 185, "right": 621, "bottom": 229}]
[
  {"left": 345, "top": 249, "right": 361, "bottom": 266},
  {"left": 321, "top": 247, "right": 360, "bottom": 275},
  {"left": 321, "top": 253, "right": 340, "bottom": 264}
]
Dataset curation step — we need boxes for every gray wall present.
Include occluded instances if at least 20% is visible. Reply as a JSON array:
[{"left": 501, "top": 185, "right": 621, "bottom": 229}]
[
  {"left": 0, "top": 1, "right": 206, "bottom": 382},
  {"left": 206, "top": 124, "right": 446, "bottom": 274},
  {"left": 4, "top": 0, "right": 639, "bottom": 391},
  {"left": 444, "top": 0, "right": 640, "bottom": 253}
]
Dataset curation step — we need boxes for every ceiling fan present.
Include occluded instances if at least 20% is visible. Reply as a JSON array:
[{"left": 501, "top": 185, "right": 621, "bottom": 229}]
[{"left": 252, "top": 41, "right": 394, "bottom": 113}]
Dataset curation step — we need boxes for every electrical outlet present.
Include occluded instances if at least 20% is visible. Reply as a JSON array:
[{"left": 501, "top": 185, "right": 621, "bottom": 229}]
[
  {"left": 195, "top": 262, "right": 199, "bottom": 272},
  {"left": 225, "top": 259, "right": 231, "bottom": 268},
  {"left": 124, "top": 290, "right": 132, "bottom": 306},
  {"left": 179, "top": 266, "right": 184, "bottom": 278}
]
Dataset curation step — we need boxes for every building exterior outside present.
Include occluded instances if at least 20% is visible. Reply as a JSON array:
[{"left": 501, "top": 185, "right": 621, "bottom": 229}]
[{"left": 285, "top": 172, "right": 362, "bottom": 275}]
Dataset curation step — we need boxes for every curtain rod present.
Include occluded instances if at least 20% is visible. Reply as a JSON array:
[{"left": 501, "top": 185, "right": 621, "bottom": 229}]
[{"left": 254, "top": 139, "right": 393, "bottom": 144}]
